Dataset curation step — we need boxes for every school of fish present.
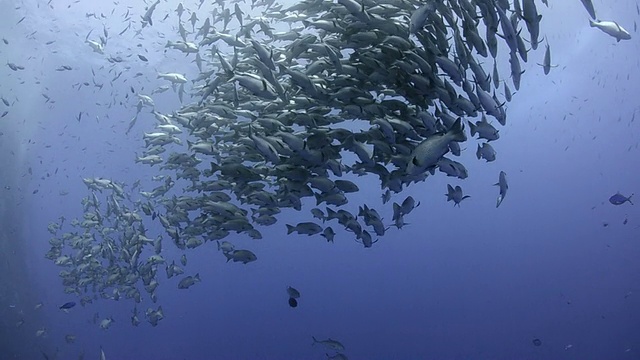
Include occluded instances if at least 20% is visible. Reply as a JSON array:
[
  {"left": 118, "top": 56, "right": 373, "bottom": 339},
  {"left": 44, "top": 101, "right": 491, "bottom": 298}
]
[{"left": 25, "top": 0, "right": 630, "bottom": 351}]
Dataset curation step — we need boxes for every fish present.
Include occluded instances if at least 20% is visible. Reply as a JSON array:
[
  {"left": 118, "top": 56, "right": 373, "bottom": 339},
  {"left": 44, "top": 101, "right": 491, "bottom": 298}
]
[
  {"left": 589, "top": 19, "right": 632, "bottom": 42},
  {"left": 287, "top": 286, "right": 300, "bottom": 299},
  {"left": 609, "top": 192, "right": 633, "bottom": 205},
  {"left": 86, "top": 40, "right": 104, "bottom": 54},
  {"left": 410, "top": 2, "right": 438, "bottom": 34},
  {"left": 538, "top": 39, "right": 556, "bottom": 75},
  {"left": 99, "top": 317, "right": 114, "bottom": 330},
  {"left": 495, "top": 171, "right": 508, "bottom": 208},
  {"left": 224, "top": 250, "right": 257, "bottom": 264},
  {"left": 287, "top": 286, "right": 300, "bottom": 308},
  {"left": 178, "top": 274, "right": 201, "bottom": 289},
  {"left": 157, "top": 73, "right": 187, "bottom": 84},
  {"left": 321, "top": 227, "right": 336, "bottom": 242},
  {"left": 141, "top": 0, "right": 160, "bottom": 27},
  {"left": 522, "top": 0, "right": 542, "bottom": 49},
  {"left": 446, "top": 184, "right": 470, "bottom": 207},
  {"left": 469, "top": 116, "right": 500, "bottom": 141},
  {"left": 312, "top": 337, "right": 345, "bottom": 351},
  {"left": 286, "top": 222, "right": 323, "bottom": 236},
  {"left": 476, "top": 143, "right": 497, "bottom": 162},
  {"left": 59, "top": 301, "right": 76, "bottom": 310},
  {"left": 579, "top": 0, "right": 597, "bottom": 20},
  {"left": 406, "top": 119, "right": 466, "bottom": 176}
]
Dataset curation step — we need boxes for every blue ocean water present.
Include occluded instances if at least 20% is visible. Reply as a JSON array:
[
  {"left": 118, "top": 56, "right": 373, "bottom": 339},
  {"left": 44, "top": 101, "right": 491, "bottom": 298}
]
[{"left": 1, "top": 0, "right": 639, "bottom": 359}]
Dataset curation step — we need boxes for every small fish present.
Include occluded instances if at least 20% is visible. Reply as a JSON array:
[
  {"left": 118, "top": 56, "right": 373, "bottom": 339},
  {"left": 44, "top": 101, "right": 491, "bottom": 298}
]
[
  {"left": 224, "top": 249, "right": 257, "bottom": 264},
  {"left": 138, "top": 54, "right": 148, "bottom": 62},
  {"left": 286, "top": 222, "right": 323, "bottom": 236},
  {"left": 312, "top": 336, "right": 345, "bottom": 351},
  {"left": 59, "top": 301, "right": 76, "bottom": 310},
  {"left": 609, "top": 192, "right": 633, "bottom": 205},
  {"left": 446, "top": 184, "right": 470, "bottom": 207},
  {"left": 495, "top": 171, "right": 508, "bottom": 208},
  {"left": 99, "top": 317, "right": 114, "bottom": 330},
  {"left": 178, "top": 273, "right": 201, "bottom": 289},
  {"left": 476, "top": 143, "right": 497, "bottom": 162},
  {"left": 287, "top": 286, "right": 300, "bottom": 308},
  {"left": 36, "top": 327, "right": 47, "bottom": 337},
  {"left": 537, "top": 39, "right": 556, "bottom": 75}
]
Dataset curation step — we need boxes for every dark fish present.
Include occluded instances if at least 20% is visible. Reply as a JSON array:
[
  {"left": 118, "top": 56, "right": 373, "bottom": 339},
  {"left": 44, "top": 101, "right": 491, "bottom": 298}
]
[
  {"left": 138, "top": 54, "right": 148, "bottom": 62},
  {"left": 288, "top": 297, "right": 298, "bottom": 308},
  {"left": 532, "top": 338, "right": 542, "bottom": 346},
  {"left": 59, "top": 301, "right": 76, "bottom": 309},
  {"left": 579, "top": 0, "right": 596, "bottom": 20},
  {"left": 609, "top": 192, "right": 633, "bottom": 205}
]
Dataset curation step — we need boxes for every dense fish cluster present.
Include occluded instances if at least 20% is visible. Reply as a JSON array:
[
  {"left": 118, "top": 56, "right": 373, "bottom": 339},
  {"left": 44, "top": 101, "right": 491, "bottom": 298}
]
[{"left": 42, "top": 0, "right": 561, "bottom": 331}]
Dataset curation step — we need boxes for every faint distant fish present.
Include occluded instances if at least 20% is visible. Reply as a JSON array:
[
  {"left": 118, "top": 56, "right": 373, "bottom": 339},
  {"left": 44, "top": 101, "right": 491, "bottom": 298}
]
[
  {"left": 609, "top": 192, "right": 633, "bottom": 205},
  {"left": 287, "top": 286, "right": 300, "bottom": 308},
  {"left": 312, "top": 336, "right": 345, "bottom": 351},
  {"left": 59, "top": 301, "right": 76, "bottom": 310}
]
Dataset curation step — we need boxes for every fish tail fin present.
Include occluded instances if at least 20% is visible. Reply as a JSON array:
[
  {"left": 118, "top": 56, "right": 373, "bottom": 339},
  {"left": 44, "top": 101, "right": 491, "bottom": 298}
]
[
  {"left": 629, "top": 194, "right": 634, "bottom": 205},
  {"left": 224, "top": 252, "right": 232, "bottom": 262},
  {"left": 286, "top": 224, "right": 295, "bottom": 235},
  {"left": 468, "top": 121, "right": 477, "bottom": 136},
  {"left": 448, "top": 118, "right": 466, "bottom": 142},
  {"left": 312, "top": 336, "right": 318, "bottom": 345}
]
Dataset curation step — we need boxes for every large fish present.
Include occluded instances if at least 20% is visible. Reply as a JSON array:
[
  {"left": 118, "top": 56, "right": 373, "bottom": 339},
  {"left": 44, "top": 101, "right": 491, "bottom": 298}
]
[
  {"left": 589, "top": 19, "right": 632, "bottom": 42},
  {"left": 406, "top": 119, "right": 466, "bottom": 176}
]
